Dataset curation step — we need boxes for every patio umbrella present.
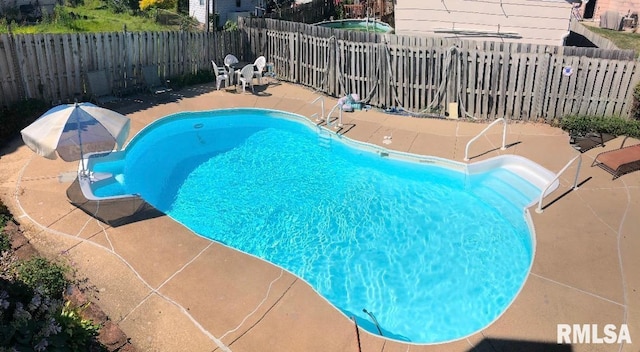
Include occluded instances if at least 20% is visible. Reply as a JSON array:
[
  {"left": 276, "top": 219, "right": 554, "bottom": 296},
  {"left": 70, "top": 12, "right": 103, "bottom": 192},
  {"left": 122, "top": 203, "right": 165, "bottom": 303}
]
[{"left": 20, "top": 102, "right": 131, "bottom": 173}]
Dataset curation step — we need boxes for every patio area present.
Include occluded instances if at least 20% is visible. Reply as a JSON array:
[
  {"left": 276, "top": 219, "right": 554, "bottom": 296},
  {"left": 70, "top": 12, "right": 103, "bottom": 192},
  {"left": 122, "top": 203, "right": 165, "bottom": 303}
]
[{"left": 0, "top": 81, "right": 639, "bottom": 352}]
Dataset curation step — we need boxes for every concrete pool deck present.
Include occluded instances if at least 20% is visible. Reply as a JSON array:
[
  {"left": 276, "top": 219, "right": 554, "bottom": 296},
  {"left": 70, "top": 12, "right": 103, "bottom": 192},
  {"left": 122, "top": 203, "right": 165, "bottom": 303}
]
[{"left": 0, "top": 81, "right": 639, "bottom": 351}]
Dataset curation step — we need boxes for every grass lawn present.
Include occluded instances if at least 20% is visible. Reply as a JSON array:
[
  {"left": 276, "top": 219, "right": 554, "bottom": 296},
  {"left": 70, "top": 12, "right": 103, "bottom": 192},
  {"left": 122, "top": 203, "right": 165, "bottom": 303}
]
[
  {"left": 0, "top": 0, "right": 180, "bottom": 33},
  {"left": 585, "top": 25, "right": 640, "bottom": 53}
]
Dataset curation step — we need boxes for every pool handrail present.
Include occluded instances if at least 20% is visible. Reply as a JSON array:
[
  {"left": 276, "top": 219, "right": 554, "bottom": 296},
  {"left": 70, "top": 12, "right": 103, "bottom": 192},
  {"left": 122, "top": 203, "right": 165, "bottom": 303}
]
[
  {"left": 311, "top": 96, "right": 325, "bottom": 123},
  {"left": 464, "top": 118, "right": 507, "bottom": 161},
  {"left": 327, "top": 103, "right": 343, "bottom": 129},
  {"left": 535, "top": 153, "right": 582, "bottom": 213},
  {"left": 363, "top": 308, "right": 384, "bottom": 336}
]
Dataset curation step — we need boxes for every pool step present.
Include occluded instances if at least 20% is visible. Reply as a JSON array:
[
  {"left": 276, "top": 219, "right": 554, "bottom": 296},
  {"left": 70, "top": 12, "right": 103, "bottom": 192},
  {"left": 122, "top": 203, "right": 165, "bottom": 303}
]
[
  {"left": 471, "top": 168, "right": 541, "bottom": 211},
  {"left": 317, "top": 132, "right": 332, "bottom": 149}
]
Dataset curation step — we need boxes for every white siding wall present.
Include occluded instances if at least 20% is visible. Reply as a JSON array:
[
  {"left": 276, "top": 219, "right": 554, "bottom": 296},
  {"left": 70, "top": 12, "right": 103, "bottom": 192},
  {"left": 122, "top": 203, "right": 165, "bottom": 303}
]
[
  {"left": 190, "top": 0, "right": 209, "bottom": 24},
  {"left": 190, "top": 0, "right": 257, "bottom": 27},
  {"left": 395, "top": 0, "right": 574, "bottom": 46}
]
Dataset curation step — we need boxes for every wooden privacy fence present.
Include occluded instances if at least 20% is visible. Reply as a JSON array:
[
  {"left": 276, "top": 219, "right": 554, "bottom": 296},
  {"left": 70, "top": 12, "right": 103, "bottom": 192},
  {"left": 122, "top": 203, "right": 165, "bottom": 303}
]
[
  {"left": 0, "top": 30, "right": 242, "bottom": 106},
  {"left": 1, "top": 20, "right": 638, "bottom": 122},
  {"left": 241, "top": 18, "right": 640, "bottom": 121}
]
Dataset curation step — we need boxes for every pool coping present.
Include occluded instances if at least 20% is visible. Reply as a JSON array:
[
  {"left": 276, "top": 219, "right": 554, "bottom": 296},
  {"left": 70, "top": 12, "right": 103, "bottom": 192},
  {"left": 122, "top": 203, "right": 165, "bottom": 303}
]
[{"left": 1, "top": 81, "right": 639, "bottom": 352}]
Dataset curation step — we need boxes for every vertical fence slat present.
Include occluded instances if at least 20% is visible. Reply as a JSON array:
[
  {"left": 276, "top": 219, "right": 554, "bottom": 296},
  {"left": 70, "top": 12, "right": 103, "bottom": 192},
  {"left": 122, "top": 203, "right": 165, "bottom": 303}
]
[
  {"left": 590, "top": 59, "right": 609, "bottom": 115},
  {"left": 606, "top": 60, "right": 625, "bottom": 116}
]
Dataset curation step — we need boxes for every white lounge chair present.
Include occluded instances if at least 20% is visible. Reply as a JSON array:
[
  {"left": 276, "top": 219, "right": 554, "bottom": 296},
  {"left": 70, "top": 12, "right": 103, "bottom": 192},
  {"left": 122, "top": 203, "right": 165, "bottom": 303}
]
[
  {"left": 141, "top": 65, "right": 172, "bottom": 96},
  {"left": 86, "top": 70, "right": 120, "bottom": 106},
  {"left": 211, "top": 60, "right": 229, "bottom": 90}
]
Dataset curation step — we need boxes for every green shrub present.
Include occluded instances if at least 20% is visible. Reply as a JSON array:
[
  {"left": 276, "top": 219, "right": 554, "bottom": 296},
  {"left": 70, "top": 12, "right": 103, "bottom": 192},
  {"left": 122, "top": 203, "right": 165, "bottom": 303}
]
[
  {"left": 0, "top": 202, "right": 12, "bottom": 254},
  {"left": 0, "top": 200, "right": 101, "bottom": 351},
  {"left": 179, "top": 13, "right": 199, "bottom": 31},
  {"left": 0, "top": 281, "right": 100, "bottom": 352},
  {"left": 559, "top": 115, "right": 640, "bottom": 139},
  {"left": 16, "top": 257, "right": 70, "bottom": 298},
  {"left": 0, "top": 232, "right": 10, "bottom": 254},
  {"left": 632, "top": 81, "right": 640, "bottom": 121},
  {"left": 0, "top": 200, "right": 13, "bottom": 226},
  {"left": 0, "top": 98, "right": 49, "bottom": 148},
  {"left": 223, "top": 20, "right": 238, "bottom": 31},
  {"left": 54, "top": 301, "right": 101, "bottom": 351},
  {"left": 0, "top": 280, "right": 64, "bottom": 351},
  {"left": 53, "top": 5, "right": 75, "bottom": 27}
]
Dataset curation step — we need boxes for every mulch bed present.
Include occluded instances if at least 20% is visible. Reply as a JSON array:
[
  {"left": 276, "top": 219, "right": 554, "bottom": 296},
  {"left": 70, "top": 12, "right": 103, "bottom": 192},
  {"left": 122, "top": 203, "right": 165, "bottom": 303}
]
[{"left": 5, "top": 220, "right": 137, "bottom": 352}]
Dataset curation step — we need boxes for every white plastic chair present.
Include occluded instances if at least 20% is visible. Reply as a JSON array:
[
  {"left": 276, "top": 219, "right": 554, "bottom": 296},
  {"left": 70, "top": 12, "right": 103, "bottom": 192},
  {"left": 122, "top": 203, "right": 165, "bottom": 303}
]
[
  {"left": 253, "top": 56, "right": 266, "bottom": 84},
  {"left": 223, "top": 54, "right": 239, "bottom": 84},
  {"left": 224, "top": 54, "right": 239, "bottom": 69},
  {"left": 211, "top": 60, "right": 229, "bottom": 90},
  {"left": 238, "top": 64, "right": 255, "bottom": 93}
]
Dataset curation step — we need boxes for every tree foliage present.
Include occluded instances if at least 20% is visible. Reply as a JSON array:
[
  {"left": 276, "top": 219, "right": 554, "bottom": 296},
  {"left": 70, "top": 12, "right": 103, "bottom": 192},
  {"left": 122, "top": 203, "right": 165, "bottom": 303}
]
[{"left": 139, "top": 0, "right": 176, "bottom": 11}]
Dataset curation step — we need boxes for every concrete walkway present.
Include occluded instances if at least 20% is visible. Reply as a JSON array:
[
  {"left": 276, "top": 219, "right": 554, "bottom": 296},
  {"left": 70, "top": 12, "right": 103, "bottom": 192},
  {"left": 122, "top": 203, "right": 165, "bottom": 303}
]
[{"left": 0, "top": 81, "right": 638, "bottom": 352}]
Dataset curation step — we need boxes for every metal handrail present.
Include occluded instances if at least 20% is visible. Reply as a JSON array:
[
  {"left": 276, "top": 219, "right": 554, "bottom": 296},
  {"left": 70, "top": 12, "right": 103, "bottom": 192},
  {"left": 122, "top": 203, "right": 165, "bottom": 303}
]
[
  {"left": 327, "top": 103, "right": 343, "bottom": 129},
  {"left": 464, "top": 118, "right": 507, "bottom": 161},
  {"left": 311, "top": 96, "right": 325, "bottom": 122},
  {"left": 362, "top": 309, "right": 383, "bottom": 336},
  {"left": 535, "top": 153, "right": 582, "bottom": 214}
]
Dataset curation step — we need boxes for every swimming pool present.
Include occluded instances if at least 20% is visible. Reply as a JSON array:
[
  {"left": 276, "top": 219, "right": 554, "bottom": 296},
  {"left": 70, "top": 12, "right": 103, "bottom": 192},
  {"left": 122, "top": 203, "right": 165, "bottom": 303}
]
[
  {"left": 83, "top": 108, "right": 552, "bottom": 343},
  {"left": 314, "top": 19, "right": 394, "bottom": 33}
]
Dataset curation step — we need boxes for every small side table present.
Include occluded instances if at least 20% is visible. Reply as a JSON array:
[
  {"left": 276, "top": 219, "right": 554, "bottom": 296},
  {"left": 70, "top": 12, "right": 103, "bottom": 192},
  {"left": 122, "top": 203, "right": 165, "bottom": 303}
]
[{"left": 264, "top": 62, "right": 278, "bottom": 84}]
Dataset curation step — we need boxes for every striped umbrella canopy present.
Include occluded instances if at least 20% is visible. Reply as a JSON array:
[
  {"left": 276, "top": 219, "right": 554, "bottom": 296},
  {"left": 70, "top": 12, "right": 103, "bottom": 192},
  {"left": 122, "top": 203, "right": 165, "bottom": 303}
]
[{"left": 20, "top": 102, "right": 130, "bottom": 169}]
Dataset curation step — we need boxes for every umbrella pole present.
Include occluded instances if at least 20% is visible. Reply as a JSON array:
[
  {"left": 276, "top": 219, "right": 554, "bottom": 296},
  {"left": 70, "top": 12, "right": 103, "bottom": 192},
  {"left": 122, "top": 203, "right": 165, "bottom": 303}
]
[{"left": 75, "top": 103, "right": 87, "bottom": 177}]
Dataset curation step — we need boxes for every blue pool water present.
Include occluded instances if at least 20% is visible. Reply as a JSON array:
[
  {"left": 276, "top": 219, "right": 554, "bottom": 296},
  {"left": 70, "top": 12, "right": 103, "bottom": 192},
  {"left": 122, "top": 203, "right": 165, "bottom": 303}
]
[{"left": 91, "top": 109, "right": 537, "bottom": 343}]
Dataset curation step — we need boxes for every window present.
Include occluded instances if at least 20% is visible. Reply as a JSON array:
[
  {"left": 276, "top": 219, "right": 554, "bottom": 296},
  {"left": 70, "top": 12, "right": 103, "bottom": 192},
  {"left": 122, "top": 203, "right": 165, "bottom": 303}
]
[{"left": 236, "top": 0, "right": 241, "bottom": 7}]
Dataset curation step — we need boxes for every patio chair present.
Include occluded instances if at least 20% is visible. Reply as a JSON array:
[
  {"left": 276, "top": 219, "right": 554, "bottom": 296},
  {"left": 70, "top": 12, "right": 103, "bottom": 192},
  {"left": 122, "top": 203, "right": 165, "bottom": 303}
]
[
  {"left": 253, "top": 56, "right": 267, "bottom": 85},
  {"left": 211, "top": 60, "right": 229, "bottom": 90},
  {"left": 237, "top": 64, "right": 256, "bottom": 93},
  {"left": 86, "top": 70, "right": 120, "bottom": 106},
  {"left": 224, "top": 54, "right": 240, "bottom": 83},
  {"left": 141, "top": 65, "right": 172, "bottom": 96},
  {"left": 591, "top": 143, "right": 640, "bottom": 179},
  {"left": 224, "top": 54, "right": 239, "bottom": 68}
]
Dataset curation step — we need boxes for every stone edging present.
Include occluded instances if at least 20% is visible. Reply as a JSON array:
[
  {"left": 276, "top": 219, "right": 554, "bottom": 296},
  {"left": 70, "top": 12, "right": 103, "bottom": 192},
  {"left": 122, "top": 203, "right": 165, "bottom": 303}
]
[{"left": 7, "top": 220, "right": 136, "bottom": 352}]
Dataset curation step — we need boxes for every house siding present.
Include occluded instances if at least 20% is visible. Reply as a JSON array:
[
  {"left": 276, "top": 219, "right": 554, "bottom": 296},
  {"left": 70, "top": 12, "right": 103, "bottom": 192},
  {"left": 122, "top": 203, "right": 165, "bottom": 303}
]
[
  {"left": 578, "top": 0, "right": 640, "bottom": 22},
  {"left": 0, "top": 0, "right": 57, "bottom": 19},
  {"left": 395, "top": 0, "right": 574, "bottom": 46},
  {"left": 190, "top": 0, "right": 211, "bottom": 25},
  {"left": 189, "top": 0, "right": 260, "bottom": 27}
]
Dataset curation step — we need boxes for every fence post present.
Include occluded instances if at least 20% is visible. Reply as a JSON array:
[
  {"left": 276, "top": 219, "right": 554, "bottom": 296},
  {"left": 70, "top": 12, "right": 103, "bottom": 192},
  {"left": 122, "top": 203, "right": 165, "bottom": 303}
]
[
  {"left": 380, "top": 36, "right": 393, "bottom": 108},
  {"left": 328, "top": 37, "right": 336, "bottom": 96}
]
